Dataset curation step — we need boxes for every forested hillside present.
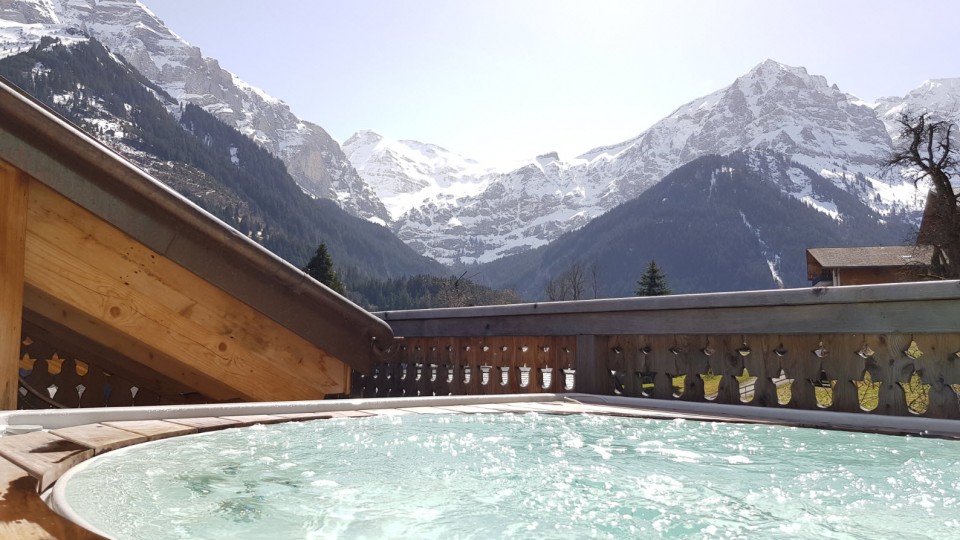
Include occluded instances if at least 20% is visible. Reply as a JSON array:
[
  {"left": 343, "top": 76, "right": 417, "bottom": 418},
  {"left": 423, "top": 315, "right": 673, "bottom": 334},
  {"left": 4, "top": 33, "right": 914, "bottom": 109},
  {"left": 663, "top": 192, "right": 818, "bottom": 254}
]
[{"left": 342, "top": 269, "right": 521, "bottom": 311}]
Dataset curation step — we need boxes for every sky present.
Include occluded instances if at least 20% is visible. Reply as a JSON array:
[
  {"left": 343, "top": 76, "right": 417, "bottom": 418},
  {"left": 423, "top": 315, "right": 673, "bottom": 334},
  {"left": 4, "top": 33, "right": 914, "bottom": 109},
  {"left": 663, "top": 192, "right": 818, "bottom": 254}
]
[{"left": 144, "top": 0, "right": 960, "bottom": 167}]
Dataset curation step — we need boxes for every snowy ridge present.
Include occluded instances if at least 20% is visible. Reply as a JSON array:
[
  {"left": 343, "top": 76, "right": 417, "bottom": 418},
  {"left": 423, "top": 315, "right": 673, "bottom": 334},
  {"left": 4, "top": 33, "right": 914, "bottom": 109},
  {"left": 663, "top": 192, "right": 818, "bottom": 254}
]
[
  {"left": 372, "top": 59, "right": 941, "bottom": 265},
  {"left": 874, "top": 78, "right": 960, "bottom": 141},
  {"left": 2, "top": 1, "right": 955, "bottom": 269},
  {"left": 0, "top": 0, "right": 389, "bottom": 223},
  {"left": 341, "top": 130, "right": 495, "bottom": 221}
]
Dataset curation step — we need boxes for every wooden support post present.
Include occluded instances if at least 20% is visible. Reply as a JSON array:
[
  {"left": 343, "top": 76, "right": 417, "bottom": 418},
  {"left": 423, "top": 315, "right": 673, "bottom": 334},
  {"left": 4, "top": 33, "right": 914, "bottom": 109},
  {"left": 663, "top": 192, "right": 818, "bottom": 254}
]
[
  {"left": 575, "top": 334, "right": 610, "bottom": 395},
  {"left": 0, "top": 162, "right": 28, "bottom": 410}
]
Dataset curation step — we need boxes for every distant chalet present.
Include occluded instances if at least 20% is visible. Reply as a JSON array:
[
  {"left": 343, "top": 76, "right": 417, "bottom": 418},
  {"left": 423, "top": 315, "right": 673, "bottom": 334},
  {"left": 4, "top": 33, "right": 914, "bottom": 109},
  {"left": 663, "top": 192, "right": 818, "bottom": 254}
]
[{"left": 806, "top": 245, "right": 934, "bottom": 286}]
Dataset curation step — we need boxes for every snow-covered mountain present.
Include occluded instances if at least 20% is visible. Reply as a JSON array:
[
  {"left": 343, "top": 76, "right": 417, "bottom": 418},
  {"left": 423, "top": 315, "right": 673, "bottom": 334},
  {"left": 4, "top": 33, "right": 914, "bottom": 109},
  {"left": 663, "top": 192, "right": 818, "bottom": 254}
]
[
  {"left": 2, "top": 1, "right": 952, "bottom": 273},
  {"left": 348, "top": 60, "right": 941, "bottom": 265},
  {"left": 0, "top": 0, "right": 390, "bottom": 223},
  {"left": 341, "top": 130, "right": 495, "bottom": 221},
  {"left": 476, "top": 151, "right": 914, "bottom": 299},
  {"left": 874, "top": 78, "right": 960, "bottom": 142}
]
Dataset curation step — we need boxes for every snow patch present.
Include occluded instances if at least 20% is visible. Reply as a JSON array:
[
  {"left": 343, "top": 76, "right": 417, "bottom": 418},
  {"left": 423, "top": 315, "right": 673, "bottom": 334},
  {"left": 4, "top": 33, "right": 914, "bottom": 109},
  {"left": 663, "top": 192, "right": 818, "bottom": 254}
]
[{"left": 740, "top": 211, "right": 784, "bottom": 289}]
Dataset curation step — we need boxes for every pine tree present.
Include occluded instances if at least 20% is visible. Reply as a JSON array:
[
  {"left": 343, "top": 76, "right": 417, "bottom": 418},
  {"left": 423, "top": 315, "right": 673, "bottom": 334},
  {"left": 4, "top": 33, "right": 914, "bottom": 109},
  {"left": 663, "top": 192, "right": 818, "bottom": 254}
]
[
  {"left": 636, "top": 260, "right": 671, "bottom": 296},
  {"left": 303, "top": 243, "right": 346, "bottom": 295}
]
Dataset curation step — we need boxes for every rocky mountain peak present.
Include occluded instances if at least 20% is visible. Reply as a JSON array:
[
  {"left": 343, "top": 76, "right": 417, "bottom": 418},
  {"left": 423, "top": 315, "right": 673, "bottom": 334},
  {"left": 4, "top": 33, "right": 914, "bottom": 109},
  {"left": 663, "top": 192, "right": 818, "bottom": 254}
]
[
  {"left": 739, "top": 59, "right": 830, "bottom": 93},
  {"left": 344, "top": 129, "right": 384, "bottom": 147},
  {"left": 341, "top": 130, "right": 493, "bottom": 222},
  {"left": 875, "top": 77, "right": 960, "bottom": 140},
  {"left": 0, "top": 0, "right": 391, "bottom": 223},
  {"left": 377, "top": 60, "right": 939, "bottom": 265},
  {"left": 0, "top": 0, "right": 56, "bottom": 23}
]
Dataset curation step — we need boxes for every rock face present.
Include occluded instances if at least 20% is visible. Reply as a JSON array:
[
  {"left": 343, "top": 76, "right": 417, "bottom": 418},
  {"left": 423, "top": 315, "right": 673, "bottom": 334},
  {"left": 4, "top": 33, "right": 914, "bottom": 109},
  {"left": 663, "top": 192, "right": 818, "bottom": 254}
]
[
  {"left": 341, "top": 130, "right": 495, "bottom": 221},
  {"left": 346, "top": 60, "right": 946, "bottom": 265},
  {"left": 0, "top": 0, "right": 390, "bottom": 223}
]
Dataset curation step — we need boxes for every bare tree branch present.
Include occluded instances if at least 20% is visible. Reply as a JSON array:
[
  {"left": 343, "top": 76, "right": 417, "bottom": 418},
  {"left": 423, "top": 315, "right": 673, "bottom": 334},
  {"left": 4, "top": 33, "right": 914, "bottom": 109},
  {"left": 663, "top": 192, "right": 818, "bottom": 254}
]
[{"left": 885, "top": 111, "right": 960, "bottom": 279}]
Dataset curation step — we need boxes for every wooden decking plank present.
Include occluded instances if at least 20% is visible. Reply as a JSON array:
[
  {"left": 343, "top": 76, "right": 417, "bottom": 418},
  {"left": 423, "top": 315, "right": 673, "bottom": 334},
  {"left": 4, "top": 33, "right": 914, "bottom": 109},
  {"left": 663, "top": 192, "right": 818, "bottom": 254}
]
[
  {"left": 218, "top": 415, "right": 288, "bottom": 427},
  {"left": 396, "top": 406, "right": 456, "bottom": 414},
  {"left": 434, "top": 405, "right": 499, "bottom": 414},
  {"left": 100, "top": 420, "right": 196, "bottom": 441},
  {"left": 0, "top": 457, "right": 104, "bottom": 539},
  {"left": 0, "top": 431, "right": 93, "bottom": 493},
  {"left": 483, "top": 403, "right": 567, "bottom": 414},
  {"left": 326, "top": 410, "right": 374, "bottom": 418},
  {"left": 516, "top": 401, "right": 614, "bottom": 414},
  {"left": 357, "top": 408, "right": 412, "bottom": 416},
  {"left": 461, "top": 403, "right": 528, "bottom": 413},
  {"left": 164, "top": 416, "right": 243, "bottom": 432},
  {"left": 49, "top": 423, "right": 148, "bottom": 455},
  {"left": 273, "top": 412, "right": 334, "bottom": 421}
]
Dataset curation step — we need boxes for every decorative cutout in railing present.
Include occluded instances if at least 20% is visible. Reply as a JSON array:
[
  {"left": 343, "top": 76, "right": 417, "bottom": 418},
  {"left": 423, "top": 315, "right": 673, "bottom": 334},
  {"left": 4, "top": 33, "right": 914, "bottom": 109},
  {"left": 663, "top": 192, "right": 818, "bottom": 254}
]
[
  {"left": 354, "top": 332, "right": 959, "bottom": 418},
  {"left": 373, "top": 282, "right": 960, "bottom": 419},
  {"left": 17, "top": 335, "right": 212, "bottom": 409},
  {"left": 602, "top": 334, "right": 960, "bottom": 418},
  {"left": 350, "top": 336, "right": 577, "bottom": 398},
  {"left": 18, "top": 340, "right": 159, "bottom": 409}
]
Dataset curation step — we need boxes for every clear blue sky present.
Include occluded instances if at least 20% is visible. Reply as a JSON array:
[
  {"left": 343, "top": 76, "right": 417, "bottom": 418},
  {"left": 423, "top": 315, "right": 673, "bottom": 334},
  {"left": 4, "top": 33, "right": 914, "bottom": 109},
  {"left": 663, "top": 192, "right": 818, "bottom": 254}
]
[{"left": 145, "top": 0, "right": 959, "bottom": 166}]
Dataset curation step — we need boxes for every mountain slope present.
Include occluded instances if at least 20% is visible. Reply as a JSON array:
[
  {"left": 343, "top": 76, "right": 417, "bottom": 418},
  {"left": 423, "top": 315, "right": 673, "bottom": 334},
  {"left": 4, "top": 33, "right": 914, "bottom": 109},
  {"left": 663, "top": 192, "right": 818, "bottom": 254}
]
[
  {"left": 0, "top": 37, "right": 444, "bottom": 279},
  {"left": 474, "top": 152, "right": 914, "bottom": 299},
  {"left": 0, "top": 0, "right": 390, "bottom": 223},
  {"left": 341, "top": 130, "right": 495, "bottom": 221},
  {"left": 874, "top": 77, "right": 960, "bottom": 141},
  {"left": 356, "top": 61, "right": 933, "bottom": 265}
]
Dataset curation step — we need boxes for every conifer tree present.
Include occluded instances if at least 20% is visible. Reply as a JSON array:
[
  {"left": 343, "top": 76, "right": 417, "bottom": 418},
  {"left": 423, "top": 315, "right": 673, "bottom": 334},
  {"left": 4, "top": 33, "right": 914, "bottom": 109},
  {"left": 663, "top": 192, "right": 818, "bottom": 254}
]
[
  {"left": 636, "top": 260, "right": 671, "bottom": 296},
  {"left": 303, "top": 243, "right": 346, "bottom": 295}
]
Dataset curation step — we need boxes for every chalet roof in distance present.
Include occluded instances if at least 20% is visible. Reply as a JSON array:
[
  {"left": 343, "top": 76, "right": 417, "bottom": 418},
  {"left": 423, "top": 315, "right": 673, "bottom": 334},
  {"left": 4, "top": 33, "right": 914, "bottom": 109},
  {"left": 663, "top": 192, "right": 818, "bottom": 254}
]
[{"left": 807, "top": 245, "right": 934, "bottom": 269}]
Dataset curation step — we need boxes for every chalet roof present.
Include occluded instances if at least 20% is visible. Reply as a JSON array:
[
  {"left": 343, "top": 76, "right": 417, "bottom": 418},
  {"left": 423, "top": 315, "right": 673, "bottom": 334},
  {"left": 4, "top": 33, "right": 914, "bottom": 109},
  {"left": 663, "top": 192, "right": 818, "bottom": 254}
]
[
  {"left": 807, "top": 245, "right": 934, "bottom": 269},
  {"left": 0, "top": 76, "right": 394, "bottom": 375}
]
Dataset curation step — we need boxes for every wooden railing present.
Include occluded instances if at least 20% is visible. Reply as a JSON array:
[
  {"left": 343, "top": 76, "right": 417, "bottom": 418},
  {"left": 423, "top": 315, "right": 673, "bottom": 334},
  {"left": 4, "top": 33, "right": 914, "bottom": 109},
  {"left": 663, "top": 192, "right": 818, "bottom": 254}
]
[
  {"left": 16, "top": 332, "right": 213, "bottom": 409},
  {"left": 370, "top": 281, "right": 960, "bottom": 419},
  {"left": 350, "top": 336, "right": 577, "bottom": 398}
]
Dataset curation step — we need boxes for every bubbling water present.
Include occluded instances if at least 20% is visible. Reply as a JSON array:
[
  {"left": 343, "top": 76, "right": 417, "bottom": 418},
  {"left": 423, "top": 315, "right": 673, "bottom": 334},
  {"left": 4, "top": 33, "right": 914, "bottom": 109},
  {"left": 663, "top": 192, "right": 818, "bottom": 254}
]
[{"left": 59, "top": 413, "right": 960, "bottom": 539}]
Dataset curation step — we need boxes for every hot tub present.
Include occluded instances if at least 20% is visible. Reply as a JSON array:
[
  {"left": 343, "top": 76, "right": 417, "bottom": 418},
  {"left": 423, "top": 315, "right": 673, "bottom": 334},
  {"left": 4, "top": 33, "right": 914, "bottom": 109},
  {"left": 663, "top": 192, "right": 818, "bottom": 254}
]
[{"left": 49, "top": 404, "right": 960, "bottom": 539}]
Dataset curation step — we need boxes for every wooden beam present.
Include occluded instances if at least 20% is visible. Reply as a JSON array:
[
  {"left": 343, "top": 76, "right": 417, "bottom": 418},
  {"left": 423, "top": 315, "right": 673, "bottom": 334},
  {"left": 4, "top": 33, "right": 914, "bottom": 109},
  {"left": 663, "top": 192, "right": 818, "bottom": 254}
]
[
  {"left": 23, "top": 287, "right": 245, "bottom": 403},
  {"left": 0, "top": 161, "right": 28, "bottom": 410},
  {"left": 23, "top": 179, "right": 350, "bottom": 401}
]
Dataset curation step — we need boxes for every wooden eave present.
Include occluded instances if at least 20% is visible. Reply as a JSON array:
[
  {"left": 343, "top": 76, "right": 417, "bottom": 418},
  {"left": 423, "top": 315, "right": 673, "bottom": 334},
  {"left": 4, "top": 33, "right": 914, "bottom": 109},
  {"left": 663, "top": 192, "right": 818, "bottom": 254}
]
[{"left": 0, "top": 77, "right": 393, "bottom": 399}]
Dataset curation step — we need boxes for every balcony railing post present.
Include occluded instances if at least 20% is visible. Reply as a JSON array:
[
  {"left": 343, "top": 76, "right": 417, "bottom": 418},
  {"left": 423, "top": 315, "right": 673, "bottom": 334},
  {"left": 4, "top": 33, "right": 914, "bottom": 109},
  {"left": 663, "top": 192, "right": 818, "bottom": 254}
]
[
  {"left": 575, "top": 334, "right": 610, "bottom": 395},
  {"left": 1, "top": 161, "right": 29, "bottom": 410}
]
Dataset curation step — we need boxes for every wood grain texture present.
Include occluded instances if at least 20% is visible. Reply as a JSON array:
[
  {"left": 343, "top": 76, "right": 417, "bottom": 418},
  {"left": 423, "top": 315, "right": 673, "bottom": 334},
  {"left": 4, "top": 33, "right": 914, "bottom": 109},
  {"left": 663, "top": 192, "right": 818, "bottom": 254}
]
[
  {"left": 49, "top": 423, "right": 148, "bottom": 455},
  {"left": 100, "top": 420, "right": 197, "bottom": 441},
  {"left": 0, "top": 458, "right": 103, "bottom": 539},
  {"left": 0, "top": 432, "right": 93, "bottom": 492},
  {"left": 218, "top": 415, "right": 287, "bottom": 427},
  {"left": 22, "top": 180, "right": 350, "bottom": 402},
  {"left": 0, "top": 160, "right": 29, "bottom": 410},
  {"left": 164, "top": 416, "right": 243, "bottom": 432}
]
